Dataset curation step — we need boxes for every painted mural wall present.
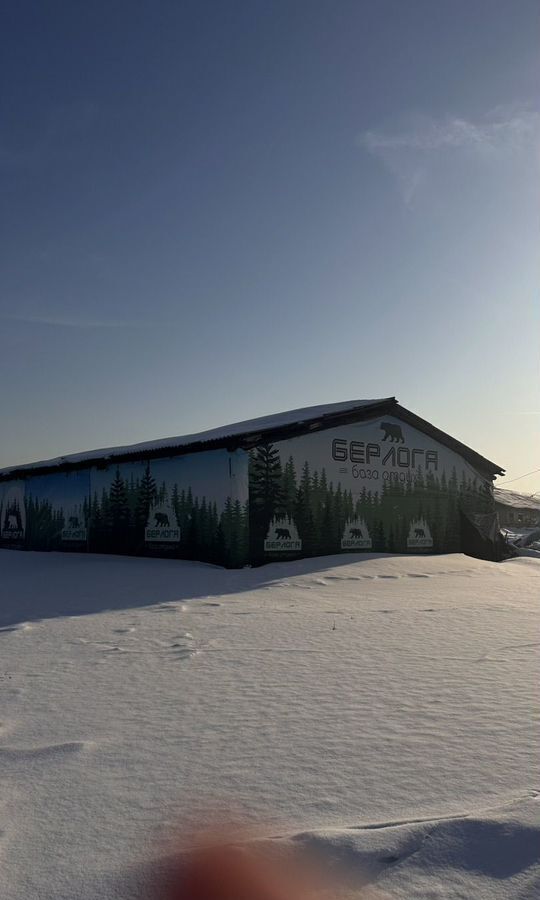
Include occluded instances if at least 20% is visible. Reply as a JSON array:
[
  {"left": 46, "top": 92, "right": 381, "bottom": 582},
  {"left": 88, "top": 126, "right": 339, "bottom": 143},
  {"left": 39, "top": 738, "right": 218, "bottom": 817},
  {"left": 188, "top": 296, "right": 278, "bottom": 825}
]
[
  {"left": 0, "top": 449, "right": 250, "bottom": 567},
  {"left": 25, "top": 470, "right": 90, "bottom": 550},
  {"left": 0, "top": 419, "right": 497, "bottom": 565},
  {"left": 0, "top": 480, "right": 26, "bottom": 547},
  {"left": 87, "top": 449, "right": 248, "bottom": 565},
  {"left": 249, "top": 416, "right": 495, "bottom": 561}
]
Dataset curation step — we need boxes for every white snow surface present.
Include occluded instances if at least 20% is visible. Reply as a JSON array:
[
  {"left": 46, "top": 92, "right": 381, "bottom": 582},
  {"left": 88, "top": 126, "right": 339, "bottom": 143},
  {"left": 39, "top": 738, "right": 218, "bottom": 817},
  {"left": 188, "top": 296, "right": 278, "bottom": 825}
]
[
  {"left": 0, "top": 397, "right": 392, "bottom": 475},
  {"left": 0, "top": 549, "right": 538, "bottom": 899}
]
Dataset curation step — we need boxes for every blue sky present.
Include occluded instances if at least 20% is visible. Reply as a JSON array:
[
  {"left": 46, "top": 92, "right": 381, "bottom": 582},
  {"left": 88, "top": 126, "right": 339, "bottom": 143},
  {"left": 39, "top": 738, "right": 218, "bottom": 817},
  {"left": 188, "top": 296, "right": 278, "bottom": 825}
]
[{"left": 1, "top": 1, "right": 539, "bottom": 491}]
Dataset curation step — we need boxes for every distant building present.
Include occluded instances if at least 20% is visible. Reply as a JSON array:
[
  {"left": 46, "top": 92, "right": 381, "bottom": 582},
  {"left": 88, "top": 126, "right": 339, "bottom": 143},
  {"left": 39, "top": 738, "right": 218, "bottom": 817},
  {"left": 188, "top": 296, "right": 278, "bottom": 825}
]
[
  {"left": 0, "top": 397, "right": 505, "bottom": 564},
  {"left": 494, "top": 488, "right": 540, "bottom": 528}
]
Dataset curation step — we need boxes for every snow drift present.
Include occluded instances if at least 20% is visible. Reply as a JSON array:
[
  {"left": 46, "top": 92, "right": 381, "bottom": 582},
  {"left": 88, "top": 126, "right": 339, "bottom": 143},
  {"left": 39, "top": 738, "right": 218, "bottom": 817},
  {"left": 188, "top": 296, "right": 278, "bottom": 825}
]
[{"left": 0, "top": 549, "right": 538, "bottom": 899}]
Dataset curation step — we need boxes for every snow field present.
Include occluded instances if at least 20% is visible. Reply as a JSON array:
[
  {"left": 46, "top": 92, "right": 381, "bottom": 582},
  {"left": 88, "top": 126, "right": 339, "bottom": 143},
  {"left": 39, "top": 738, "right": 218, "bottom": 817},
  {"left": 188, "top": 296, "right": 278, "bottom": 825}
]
[{"left": 0, "top": 549, "right": 538, "bottom": 899}]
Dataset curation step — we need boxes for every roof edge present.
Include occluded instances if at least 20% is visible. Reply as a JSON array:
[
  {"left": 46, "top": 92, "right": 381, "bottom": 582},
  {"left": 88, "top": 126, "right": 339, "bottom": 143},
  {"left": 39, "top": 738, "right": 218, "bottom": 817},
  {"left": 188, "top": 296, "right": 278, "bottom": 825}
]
[
  {"left": 0, "top": 398, "right": 397, "bottom": 481},
  {"left": 393, "top": 405, "right": 504, "bottom": 478},
  {"left": 0, "top": 399, "right": 504, "bottom": 482}
]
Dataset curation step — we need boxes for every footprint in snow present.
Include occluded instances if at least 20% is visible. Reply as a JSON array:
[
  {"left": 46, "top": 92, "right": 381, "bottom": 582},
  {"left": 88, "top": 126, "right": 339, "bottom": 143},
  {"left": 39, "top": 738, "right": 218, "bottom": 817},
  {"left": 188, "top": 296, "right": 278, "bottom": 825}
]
[
  {"left": 0, "top": 622, "right": 33, "bottom": 634},
  {"left": 168, "top": 633, "right": 197, "bottom": 660},
  {"left": 324, "top": 574, "right": 358, "bottom": 581},
  {"left": 0, "top": 741, "right": 89, "bottom": 762},
  {"left": 171, "top": 646, "right": 197, "bottom": 660}
]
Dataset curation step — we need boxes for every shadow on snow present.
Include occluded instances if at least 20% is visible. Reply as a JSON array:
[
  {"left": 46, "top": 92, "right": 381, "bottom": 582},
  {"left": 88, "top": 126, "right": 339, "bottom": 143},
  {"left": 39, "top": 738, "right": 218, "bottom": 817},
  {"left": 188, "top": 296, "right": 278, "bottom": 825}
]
[{"left": 0, "top": 548, "right": 436, "bottom": 629}]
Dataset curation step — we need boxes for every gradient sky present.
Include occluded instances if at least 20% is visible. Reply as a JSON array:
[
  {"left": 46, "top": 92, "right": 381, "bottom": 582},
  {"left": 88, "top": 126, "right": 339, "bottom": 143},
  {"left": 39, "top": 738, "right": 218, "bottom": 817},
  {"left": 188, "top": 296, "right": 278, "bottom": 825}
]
[{"left": 1, "top": 1, "right": 539, "bottom": 492}]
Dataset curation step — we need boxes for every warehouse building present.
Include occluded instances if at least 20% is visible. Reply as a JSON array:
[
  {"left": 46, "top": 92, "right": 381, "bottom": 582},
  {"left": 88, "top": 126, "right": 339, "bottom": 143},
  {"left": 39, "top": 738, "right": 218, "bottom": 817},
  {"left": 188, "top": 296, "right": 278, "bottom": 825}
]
[
  {"left": 0, "top": 397, "right": 504, "bottom": 565},
  {"left": 494, "top": 487, "right": 540, "bottom": 528}
]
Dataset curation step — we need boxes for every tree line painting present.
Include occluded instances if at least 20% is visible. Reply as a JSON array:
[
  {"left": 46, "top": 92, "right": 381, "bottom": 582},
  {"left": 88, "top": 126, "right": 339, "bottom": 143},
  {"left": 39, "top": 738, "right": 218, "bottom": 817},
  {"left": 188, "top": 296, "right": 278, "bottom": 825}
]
[
  {"left": 2, "top": 438, "right": 497, "bottom": 565},
  {"left": 14, "top": 452, "right": 250, "bottom": 568},
  {"left": 0, "top": 486, "right": 25, "bottom": 539},
  {"left": 24, "top": 492, "right": 87, "bottom": 549},
  {"left": 248, "top": 441, "right": 495, "bottom": 562},
  {"left": 88, "top": 463, "right": 248, "bottom": 567}
]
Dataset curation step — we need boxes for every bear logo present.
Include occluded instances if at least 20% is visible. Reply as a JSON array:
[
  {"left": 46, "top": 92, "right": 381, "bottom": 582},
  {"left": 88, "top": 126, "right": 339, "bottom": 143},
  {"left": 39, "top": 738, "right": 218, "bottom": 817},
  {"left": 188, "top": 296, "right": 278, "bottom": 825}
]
[
  {"left": 341, "top": 518, "right": 372, "bottom": 549},
  {"left": 264, "top": 518, "right": 301, "bottom": 552},
  {"left": 407, "top": 518, "right": 433, "bottom": 549},
  {"left": 154, "top": 512, "right": 170, "bottom": 527},
  {"left": 68, "top": 516, "right": 80, "bottom": 528},
  {"left": 380, "top": 421, "right": 404, "bottom": 443},
  {"left": 145, "top": 506, "right": 180, "bottom": 543},
  {"left": 1, "top": 491, "right": 26, "bottom": 538},
  {"left": 3, "top": 504, "right": 22, "bottom": 531}
]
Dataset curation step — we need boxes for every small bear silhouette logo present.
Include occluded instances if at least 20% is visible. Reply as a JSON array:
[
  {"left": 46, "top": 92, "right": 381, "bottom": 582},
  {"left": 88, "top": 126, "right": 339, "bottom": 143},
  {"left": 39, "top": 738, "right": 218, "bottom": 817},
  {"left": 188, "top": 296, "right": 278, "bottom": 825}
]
[
  {"left": 68, "top": 516, "right": 80, "bottom": 528},
  {"left": 2, "top": 494, "right": 25, "bottom": 537},
  {"left": 341, "top": 518, "right": 372, "bottom": 550},
  {"left": 264, "top": 518, "right": 301, "bottom": 552},
  {"left": 407, "top": 518, "right": 432, "bottom": 548},
  {"left": 4, "top": 504, "right": 22, "bottom": 531},
  {"left": 154, "top": 512, "right": 170, "bottom": 527},
  {"left": 380, "top": 421, "right": 404, "bottom": 443}
]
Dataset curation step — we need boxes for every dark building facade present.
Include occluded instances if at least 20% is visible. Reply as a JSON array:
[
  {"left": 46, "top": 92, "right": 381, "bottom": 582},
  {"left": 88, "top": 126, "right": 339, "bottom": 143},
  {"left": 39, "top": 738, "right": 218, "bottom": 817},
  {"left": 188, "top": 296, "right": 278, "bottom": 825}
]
[
  {"left": 0, "top": 398, "right": 504, "bottom": 565},
  {"left": 494, "top": 488, "right": 540, "bottom": 528}
]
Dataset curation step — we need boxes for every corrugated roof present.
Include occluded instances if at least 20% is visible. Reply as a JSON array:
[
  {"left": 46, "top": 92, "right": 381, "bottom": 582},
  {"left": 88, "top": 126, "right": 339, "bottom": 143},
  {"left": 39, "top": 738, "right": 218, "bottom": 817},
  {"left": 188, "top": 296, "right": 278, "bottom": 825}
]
[
  {"left": 0, "top": 397, "right": 505, "bottom": 481},
  {"left": 0, "top": 397, "right": 394, "bottom": 477},
  {"left": 494, "top": 487, "right": 540, "bottom": 511}
]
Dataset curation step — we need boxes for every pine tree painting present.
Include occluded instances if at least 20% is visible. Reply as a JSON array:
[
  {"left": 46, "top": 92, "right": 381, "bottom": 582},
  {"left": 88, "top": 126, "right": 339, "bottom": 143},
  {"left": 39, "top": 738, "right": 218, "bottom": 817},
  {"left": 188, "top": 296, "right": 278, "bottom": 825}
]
[
  {"left": 84, "top": 453, "right": 249, "bottom": 567},
  {"left": 248, "top": 439, "right": 497, "bottom": 561},
  {"left": 16, "top": 437, "right": 498, "bottom": 565},
  {"left": 248, "top": 442, "right": 284, "bottom": 561}
]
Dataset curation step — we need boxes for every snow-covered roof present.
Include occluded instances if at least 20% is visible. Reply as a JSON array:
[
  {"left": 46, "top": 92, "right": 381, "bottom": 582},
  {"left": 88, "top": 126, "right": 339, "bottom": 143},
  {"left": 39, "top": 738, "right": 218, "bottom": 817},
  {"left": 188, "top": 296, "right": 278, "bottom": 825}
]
[
  {"left": 494, "top": 487, "right": 540, "bottom": 511},
  {"left": 0, "top": 397, "right": 394, "bottom": 477}
]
